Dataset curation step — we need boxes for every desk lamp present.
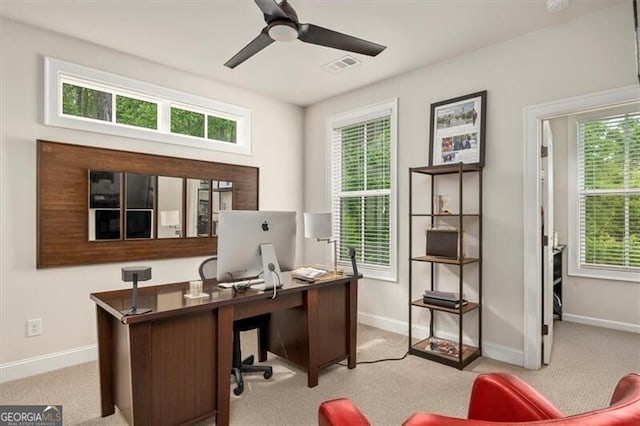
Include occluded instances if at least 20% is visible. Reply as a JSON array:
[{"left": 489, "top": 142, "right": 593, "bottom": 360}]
[
  {"left": 304, "top": 212, "right": 340, "bottom": 274},
  {"left": 121, "top": 266, "right": 152, "bottom": 316}
]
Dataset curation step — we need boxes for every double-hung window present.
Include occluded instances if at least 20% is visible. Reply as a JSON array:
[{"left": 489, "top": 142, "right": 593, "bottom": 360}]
[
  {"left": 329, "top": 99, "right": 397, "bottom": 281},
  {"left": 569, "top": 108, "right": 640, "bottom": 281}
]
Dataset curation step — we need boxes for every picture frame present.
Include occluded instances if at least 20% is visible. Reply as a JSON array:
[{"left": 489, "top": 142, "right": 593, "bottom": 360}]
[
  {"left": 634, "top": 0, "right": 640, "bottom": 84},
  {"left": 429, "top": 90, "right": 487, "bottom": 168}
]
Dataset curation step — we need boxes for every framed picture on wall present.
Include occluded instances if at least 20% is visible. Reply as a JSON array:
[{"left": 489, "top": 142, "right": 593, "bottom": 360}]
[{"left": 429, "top": 90, "right": 487, "bottom": 168}]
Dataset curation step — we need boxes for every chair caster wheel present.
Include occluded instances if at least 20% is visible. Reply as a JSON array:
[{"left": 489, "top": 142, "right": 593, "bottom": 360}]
[
  {"left": 233, "top": 384, "right": 244, "bottom": 396},
  {"left": 264, "top": 368, "right": 273, "bottom": 379},
  {"left": 244, "top": 355, "right": 255, "bottom": 365}
]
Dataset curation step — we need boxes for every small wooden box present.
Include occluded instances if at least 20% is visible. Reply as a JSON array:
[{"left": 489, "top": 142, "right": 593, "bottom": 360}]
[{"left": 425, "top": 229, "right": 459, "bottom": 258}]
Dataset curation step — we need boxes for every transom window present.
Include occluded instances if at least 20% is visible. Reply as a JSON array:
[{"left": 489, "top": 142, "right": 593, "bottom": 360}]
[{"left": 45, "top": 57, "right": 251, "bottom": 154}]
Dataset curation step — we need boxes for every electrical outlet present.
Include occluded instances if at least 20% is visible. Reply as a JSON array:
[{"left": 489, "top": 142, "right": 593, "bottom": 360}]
[{"left": 26, "top": 318, "right": 42, "bottom": 337}]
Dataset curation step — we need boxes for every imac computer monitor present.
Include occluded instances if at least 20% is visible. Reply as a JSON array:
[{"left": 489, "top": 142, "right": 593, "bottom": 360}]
[{"left": 216, "top": 210, "right": 296, "bottom": 283}]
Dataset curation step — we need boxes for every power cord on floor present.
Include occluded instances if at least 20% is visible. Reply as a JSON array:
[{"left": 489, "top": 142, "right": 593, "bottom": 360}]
[{"left": 338, "top": 350, "right": 409, "bottom": 366}]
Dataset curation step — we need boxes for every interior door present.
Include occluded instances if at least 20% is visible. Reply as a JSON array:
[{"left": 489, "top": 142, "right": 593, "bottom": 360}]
[{"left": 542, "top": 120, "right": 554, "bottom": 364}]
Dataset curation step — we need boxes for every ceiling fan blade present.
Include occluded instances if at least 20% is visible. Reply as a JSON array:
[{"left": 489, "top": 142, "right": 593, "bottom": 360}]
[
  {"left": 298, "top": 23, "right": 386, "bottom": 57},
  {"left": 254, "top": 0, "right": 288, "bottom": 20},
  {"left": 224, "top": 27, "right": 275, "bottom": 69}
]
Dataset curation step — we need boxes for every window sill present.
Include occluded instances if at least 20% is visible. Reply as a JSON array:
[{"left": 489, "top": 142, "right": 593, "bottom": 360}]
[
  {"left": 345, "top": 264, "right": 397, "bottom": 282},
  {"left": 568, "top": 266, "right": 640, "bottom": 283}
]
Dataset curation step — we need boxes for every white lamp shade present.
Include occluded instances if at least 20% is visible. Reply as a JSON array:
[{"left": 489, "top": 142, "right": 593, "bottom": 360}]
[
  {"left": 304, "top": 212, "right": 332, "bottom": 239},
  {"left": 160, "top": 210, "right": 180, "bottom": 227}
]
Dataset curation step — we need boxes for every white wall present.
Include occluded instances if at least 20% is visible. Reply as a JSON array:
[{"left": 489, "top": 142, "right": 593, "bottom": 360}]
[
  {"left": 0, "top": 18, "right": 304, "bottom": 381},
  {"left": 304, "top": 3, "right": 638, "bottom": 364},
  {"left": 2, "top": 3, "right": 637, "bottom": 380}
]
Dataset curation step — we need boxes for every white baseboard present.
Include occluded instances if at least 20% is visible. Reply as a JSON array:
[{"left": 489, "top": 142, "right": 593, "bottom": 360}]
[
  {"left": 3, "top": 309, "right": 545, "bottom": 383},
  {"left": 358, "top": 311, "right": 524, "bottom": 367},
  {"left": 563, "top": 314, "right": 640, "bottom": 334},
  {"left": 358, "top": 311, "right": 409, "bottom": 336},
  {"left": 480, "top": 341, "right": 524, "bottom": 366},
  {"left": 0, "top": 345, "right": 97, "bottom": 383}
]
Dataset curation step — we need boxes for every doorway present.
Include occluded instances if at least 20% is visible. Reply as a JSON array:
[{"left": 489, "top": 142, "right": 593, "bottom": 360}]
[{"left": 522, "top": 85, "right": 639, "bottom": 369}]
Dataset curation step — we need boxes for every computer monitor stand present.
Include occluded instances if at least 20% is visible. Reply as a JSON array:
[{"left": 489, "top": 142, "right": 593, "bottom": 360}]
[{"left": 260, "top": 243, "right": 282, "bottom": 290}]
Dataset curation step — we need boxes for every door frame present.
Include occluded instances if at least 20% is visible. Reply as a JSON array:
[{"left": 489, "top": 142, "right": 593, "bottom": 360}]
[
  {"left": 522, "top": 85, "right": 639, "bottom": 369},
  {"left": 542, "top": 120, "right": 554, "bottom": 365}
]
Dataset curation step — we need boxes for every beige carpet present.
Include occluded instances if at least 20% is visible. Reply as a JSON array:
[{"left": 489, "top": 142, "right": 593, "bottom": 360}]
[{"left": 1, "top": 321, "right": 638, "bottom": 425}]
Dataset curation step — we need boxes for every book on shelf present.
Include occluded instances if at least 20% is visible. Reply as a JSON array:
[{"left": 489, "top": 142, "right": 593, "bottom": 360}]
[
  {"left": 422, "top": 297, "right": 468, "bottom": 309},
  {"left": 423, "top": 290, "right": 461, "bottom": 302}
]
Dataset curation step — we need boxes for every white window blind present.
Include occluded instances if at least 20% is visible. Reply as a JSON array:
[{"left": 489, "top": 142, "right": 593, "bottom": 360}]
[
  {"left": 330, "top": 100, "right": 397, "bottom": 281},
  {"left": 577, "top": 112, "right": 640, "bottom": 272}
]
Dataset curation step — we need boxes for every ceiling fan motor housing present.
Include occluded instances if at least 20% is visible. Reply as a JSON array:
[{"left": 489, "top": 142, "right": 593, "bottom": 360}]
[{"left": 268, "top": 21, "right": 298, "bottom": 42}]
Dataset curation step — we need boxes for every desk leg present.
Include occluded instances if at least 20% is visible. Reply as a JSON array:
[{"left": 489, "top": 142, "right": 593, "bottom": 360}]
[
  {"left": 216, "top": 306, "right": 233, "bottom": 426},
  {"left": 96, "top": 306, "right": 115, "bottom": 417},
  {"left": 305, "top": 289, "right": 319, "bottom": 388},
  {"left": 129, "top": 323, "right": 152, "bottom": 425},
  {"left": 347, "top": 278, "right": 358, "bottom": 369}
]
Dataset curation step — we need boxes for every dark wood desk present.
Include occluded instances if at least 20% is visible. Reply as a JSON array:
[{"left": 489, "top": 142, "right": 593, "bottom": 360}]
[{"left": 90, "top": 272, "right": 359, "bottom": 426}]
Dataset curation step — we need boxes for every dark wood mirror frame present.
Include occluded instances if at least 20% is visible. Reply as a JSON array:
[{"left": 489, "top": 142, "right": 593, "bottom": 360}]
[{"left": 37, "top": 140, "right": 259, "bottom": 268}]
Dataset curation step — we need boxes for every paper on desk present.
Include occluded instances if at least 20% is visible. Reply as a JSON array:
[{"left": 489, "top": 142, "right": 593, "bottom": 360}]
[{"left": 292, "top": 267, "right": 327, "bottom": 279}]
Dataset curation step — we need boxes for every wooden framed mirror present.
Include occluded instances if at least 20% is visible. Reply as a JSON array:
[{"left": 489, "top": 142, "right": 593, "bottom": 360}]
[
  {"left": 211, "top": 180, "right": 233, "bottom": 236},
  {"left": 186, "top": 179, "right": 211, "bottom": 238},
  {"left": 125, "top": 173, "right": 155, "bottom": 240},
  {"left": 37, "top": 140, "right": 258, "bottom": 268},
  {"left": 88, "top": 171, "right": 122, "bottom": 241},
  {"left": 158, "top": 176, "right": 184, "bottom": 239}
]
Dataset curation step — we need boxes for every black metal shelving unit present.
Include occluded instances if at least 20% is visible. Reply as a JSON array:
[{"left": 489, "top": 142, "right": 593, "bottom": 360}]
[{"left": 409, "top": 162, "right": 482, "bottom": 369}]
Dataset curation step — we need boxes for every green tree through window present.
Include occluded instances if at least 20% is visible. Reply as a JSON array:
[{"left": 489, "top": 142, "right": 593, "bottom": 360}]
[
  {"left": 171, "top": 107, "right": 205, "bottom": 138},
  {"left": 335, "top": 116, "right": 391, "bottom": 268},
  {"left": 579, "top": 113, "right": 640, "bottom": 269},
  {"left": 208, "top": 116, "right": 237, "bottom": 143},
  {"left": 116, "top": 96, "right": 157, "bottom": 129},
  {"left": 62, "top": 83, "right": 112, "bottom": 122}
]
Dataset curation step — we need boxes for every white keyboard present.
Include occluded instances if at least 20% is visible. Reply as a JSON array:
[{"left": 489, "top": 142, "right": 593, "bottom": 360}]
[
  {"left": 251, "top": 283, "right": 267, "bottom": 291},
  {"left": 251, "top": 281, "right": 284, "bottom": 291},
  {"left": 217, "top": 278, "right": 265, "bottom": 289}
]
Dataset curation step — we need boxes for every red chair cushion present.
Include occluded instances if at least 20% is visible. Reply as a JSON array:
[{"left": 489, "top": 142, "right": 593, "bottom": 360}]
[
  {"left": 467, "top": 373, "right": 564, "bottom": 422},
  {"left": 319, "top": 373, "right": 640, "bottom": 426},
  {"left": 318, "top": 398, "right": 371, "bottom": 426}
]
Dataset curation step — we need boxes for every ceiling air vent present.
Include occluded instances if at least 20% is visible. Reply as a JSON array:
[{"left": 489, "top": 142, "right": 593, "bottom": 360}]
[{"left": 323, "top": 55, "right": 361, "bottom": 73}]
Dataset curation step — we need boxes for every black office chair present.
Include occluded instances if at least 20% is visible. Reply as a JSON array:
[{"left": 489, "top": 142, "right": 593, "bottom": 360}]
[{"left": 198, "top": 256, "right": 273, "bottom": 396}]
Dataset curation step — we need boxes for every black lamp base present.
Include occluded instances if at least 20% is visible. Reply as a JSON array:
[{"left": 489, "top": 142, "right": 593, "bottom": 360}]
[
  {"left": 121, "top": 307, "right": 152, "bottom": 316},
  {"left": 121, "top": 266, "right": 153, "bottom": 317}
]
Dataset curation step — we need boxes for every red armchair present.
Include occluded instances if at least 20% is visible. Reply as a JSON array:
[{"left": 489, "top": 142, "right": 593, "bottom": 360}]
[{"left": 318, "top": 373, "right": 640, "bottom": 426}]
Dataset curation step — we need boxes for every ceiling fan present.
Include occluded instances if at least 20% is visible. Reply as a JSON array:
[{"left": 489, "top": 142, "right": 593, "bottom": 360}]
[{"left": 225, "top": 0, "right": 387, "bottom": 69}]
